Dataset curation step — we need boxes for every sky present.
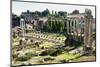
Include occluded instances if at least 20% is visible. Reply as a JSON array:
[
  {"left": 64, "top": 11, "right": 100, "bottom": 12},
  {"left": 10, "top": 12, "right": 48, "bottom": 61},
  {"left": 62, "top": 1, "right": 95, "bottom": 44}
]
[{"left": 12, "top": 1, "right": 95, "bottom": 18}]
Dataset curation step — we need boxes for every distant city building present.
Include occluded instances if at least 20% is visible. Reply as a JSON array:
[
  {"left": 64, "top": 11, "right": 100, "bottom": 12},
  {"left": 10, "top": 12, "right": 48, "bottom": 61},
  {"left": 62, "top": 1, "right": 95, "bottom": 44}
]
[
  {"left": 20, "top": 10, "right": 48, "bottom": 31},
  {"left": 21, "top": 10, "right": 34, "bottom": 23}
]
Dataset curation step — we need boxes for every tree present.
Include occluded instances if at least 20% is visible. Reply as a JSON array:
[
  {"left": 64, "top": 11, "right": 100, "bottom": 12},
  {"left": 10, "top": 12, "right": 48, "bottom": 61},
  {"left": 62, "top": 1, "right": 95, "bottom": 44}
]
[
  {"left": 58, "top": 11, "right": 67, "bottom": 17},
  {"left": 42, "top": 9, "right": 50, "bottom": 16},
  {"left": 43, "top": 17, "right": 64, "bottom": 33},
  {"left": 27, "top": 10, "right": 30, "bottom": 14},
  {"left": 56, "top": 20, "right": 64, "bottom": 33},
  {"left": 35, "top": 11, "right": 42, "bottom": 17},
  {"left": 52, "top": 10, "right": 54, "bottom": 15},
  {"left": 52, "top": 20, "right": 57, "bottom": 33},
  {"left": 12, "top": 13, "right": 20, "bottom": 28},
  {"left": 59, "top": 20, "right": 64, "bottom": 33},
  {"left": 71, "top": 10, "right": 79, "bottom": 14}
]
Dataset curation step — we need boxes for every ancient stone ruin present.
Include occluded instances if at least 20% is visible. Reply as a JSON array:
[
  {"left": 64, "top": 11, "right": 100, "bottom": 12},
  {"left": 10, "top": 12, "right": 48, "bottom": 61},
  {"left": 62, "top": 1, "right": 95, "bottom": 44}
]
[{"left": 20, "top": 9, "right": 94, "bottom": 55}]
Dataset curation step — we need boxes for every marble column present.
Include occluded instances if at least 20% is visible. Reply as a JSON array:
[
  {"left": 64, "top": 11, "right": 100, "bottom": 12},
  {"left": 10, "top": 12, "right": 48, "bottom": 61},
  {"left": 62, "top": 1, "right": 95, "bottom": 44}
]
[
  {"left": 70, "top": 19, "right": 72, "bottom": 34},
  {"left": 76, "top": 19, "right": 79, "bottom": 41},
  {"left": 20, "top": 18, "right": 25, "bottom": 37},
  {"left": 88, "top": 16, "right": 93, "bottom": 48},
  {"left": 67, "top": 19, "right": 69, "bottom": 34},
  {"left": 73, "top": 19, "right": 76, "bottom": 39},
  {"left": 79, "top": 18, "right": 82, "bottom": 42}
]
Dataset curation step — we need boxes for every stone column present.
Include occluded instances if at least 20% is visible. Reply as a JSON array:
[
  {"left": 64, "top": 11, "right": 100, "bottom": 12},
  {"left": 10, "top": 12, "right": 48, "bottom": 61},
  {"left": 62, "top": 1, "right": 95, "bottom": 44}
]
[
  {"left": 67, "top": 19, "right": 69, "bottom": 34},
  {"left": 88, "top": 16, "right": 93, "bottom": 53},
  {"left": 77, "top": 18, "right": 80, "bottom": 36},
  {"left": 73, "top": 19, "right": 75, "bottom": 34},
  {"left": 64, "top": 18, "right": 68, "bottom": 35},
  {"left": 74, "top": 20, "right": 77, "bottom": 36},
  {"left": 70, "top": 19, "right": 72, "bottom": 34},
  {"left": 83, "top": 9, "right": 93, "bottom": 55},
  {"left": 76, "top": 19, "right": 79, "bottom": 41},
  {"left": 84, "top": 16, "right": 88, "bottom": 46},
  {"left": 73, "top": 19, "right": 76, "bottom": 39},
  {"left": 79, "top": 18, "right": 82, "bottom": 42},
  {"left": 20, "top": 18, "right": 25, "bottom": 37},
  {"left": 72, "top": 18, "right": 74, "bottom": 34}
]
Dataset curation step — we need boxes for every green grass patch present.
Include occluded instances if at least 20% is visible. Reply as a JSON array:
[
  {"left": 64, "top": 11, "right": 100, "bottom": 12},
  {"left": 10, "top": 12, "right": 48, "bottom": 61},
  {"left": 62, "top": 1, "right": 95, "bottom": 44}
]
[{"left": 56, "top": 53, "right": 80, "bottom": 61}]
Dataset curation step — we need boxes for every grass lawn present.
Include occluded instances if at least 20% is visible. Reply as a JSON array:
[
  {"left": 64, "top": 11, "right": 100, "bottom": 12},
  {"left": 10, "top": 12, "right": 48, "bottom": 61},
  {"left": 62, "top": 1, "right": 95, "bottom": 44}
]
[
  {"left": 55, "top": 53, "right": 81, "bottom": 62},
  {"left": 39, "top": 42, "right": 55, "bottom": 49},
  {"left": 71, "top": 56, "right": 96, "bottom": 62}
]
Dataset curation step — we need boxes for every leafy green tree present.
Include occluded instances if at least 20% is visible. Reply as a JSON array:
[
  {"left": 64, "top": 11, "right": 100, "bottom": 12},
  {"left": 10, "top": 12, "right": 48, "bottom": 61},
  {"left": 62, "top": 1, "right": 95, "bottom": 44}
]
[
  {"left": 71, "top": 10, "right": 79, "bottom": 14},
  {"left": 59, "top": 20, "right": 64, "bottom": 33},
  {"left": 42, "top": 9, "right": 50, "bottom": 16},
  {"left": 58, "top": 11, "right": 67, "bottom": 17},
  {"left": 43, "top": 17, "right": 64, "bottom": 33},
  {"left": 35, "top": 11, "right": 42, "bottom": 17},
  {"left": 12, "top": 13, "right": 20, "bottom": 28},
  {"left": 52, "top": 10, "right": 54, "bottom": 15}
]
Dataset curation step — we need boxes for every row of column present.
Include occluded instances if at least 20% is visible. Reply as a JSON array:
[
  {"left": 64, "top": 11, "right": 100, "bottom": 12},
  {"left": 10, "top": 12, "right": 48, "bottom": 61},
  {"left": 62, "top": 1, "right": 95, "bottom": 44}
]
[
  {"left": 66, "top": 18, "right": 84, "bottom": 37},
  {"left": 65, "top": 15, "right": 93, "bottom": 55}
]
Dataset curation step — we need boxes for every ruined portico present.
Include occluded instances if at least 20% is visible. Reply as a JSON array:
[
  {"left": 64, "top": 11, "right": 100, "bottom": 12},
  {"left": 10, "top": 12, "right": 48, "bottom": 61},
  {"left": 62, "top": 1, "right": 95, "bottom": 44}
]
[{"left": 64, "top": 9, "right": 93, "bottom": 55}]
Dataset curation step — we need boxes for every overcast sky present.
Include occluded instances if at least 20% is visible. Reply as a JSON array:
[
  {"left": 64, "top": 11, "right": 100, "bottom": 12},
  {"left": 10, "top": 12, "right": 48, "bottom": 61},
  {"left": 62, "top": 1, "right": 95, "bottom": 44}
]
[{"left": 12, "top": 1, "right": 95, "bottom": 18}]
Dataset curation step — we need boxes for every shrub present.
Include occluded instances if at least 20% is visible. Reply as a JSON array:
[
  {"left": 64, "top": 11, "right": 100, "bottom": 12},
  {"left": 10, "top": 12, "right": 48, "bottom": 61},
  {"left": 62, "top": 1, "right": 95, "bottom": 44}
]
[
  {"left": 15, "top": 55, "right": 29, "bottom": 61},
  {"left": 39, "top": 49, "right": 51, "bottom": 56},
  {"left": 50, "top": 49, "right": 62, "bottom": 56},
  {"left": 39, "top": 49, "right": 62, "bottom": 56},
  {"left": 12, "top": 53, "right": 18, "bottom": 59},
  {"left": 44, "top": 57, "right": 54, "bottom": 61},
  {"left": 39, "top": 49, "right": 55, "bottom": 56},
  {"left": 15, "top": 52, "right": 33, "bottom": 61},
  {"left": 59, "top": 59, "right": 68, "bottom": 63},
  {"left": 25, "top": 52, "right": 33, "bottom": 58},
  {"left": 64, "top": 35, "right": 82, "bottom": 47}
]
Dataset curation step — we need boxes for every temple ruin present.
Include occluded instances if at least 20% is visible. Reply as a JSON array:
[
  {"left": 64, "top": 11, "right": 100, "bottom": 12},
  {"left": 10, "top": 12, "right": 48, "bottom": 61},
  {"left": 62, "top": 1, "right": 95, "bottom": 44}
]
[{"left": 20, "top": 9, "right": 94, "bottom": 55}]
